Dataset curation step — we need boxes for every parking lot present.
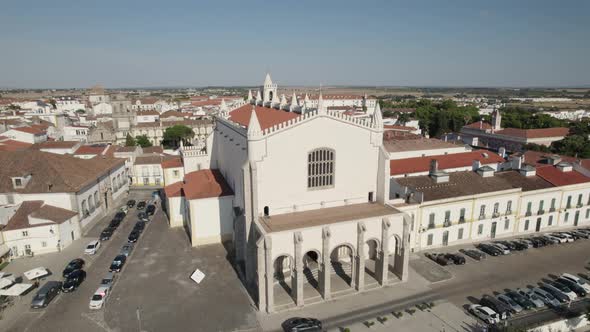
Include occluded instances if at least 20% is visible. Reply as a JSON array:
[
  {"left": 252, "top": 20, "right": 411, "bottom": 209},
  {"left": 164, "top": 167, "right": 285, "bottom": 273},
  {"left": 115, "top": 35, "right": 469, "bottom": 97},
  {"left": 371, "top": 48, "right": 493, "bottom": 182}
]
[{"left": 1, "top": 189, "right": 260, "bottom": 332}]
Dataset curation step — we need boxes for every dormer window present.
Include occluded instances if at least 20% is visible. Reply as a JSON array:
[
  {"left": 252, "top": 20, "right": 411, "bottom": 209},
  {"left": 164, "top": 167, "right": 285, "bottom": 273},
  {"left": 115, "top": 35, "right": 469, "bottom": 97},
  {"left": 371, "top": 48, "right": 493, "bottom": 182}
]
[{"left": 12, "top": 175, "right": 30, "bottom": 189}]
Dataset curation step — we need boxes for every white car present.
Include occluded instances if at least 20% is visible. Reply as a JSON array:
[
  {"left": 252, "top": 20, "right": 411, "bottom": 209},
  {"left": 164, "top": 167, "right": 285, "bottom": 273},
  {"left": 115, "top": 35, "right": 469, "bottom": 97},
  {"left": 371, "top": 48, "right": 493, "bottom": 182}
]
[
  {"left": 552, "top": 233, "right": 573, "bottom": 243},
  {"left": 89, "top": 286, "right": 110, "bottom": 310},
  {"left": 84, "top": 240, "right": 101, "bottom": 255},
  {"left": 547, "top": 234, "right": 568, "bottom": 244},
  {"left": 468, "top": 304, "right": 500, "bottom": 324},
  {"left": 490, "top": 243, "right": 510, "bottom": 255},
  {"left": 562, "top": 273, "right": 590, "bottom": 293}
]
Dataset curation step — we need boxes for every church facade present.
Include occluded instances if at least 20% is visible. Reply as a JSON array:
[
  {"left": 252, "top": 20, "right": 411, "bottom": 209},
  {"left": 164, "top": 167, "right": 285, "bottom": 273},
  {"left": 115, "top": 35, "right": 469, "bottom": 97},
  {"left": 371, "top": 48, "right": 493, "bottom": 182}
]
[{"left": 164, "top": 74, "right": 410, "bottom": 312}]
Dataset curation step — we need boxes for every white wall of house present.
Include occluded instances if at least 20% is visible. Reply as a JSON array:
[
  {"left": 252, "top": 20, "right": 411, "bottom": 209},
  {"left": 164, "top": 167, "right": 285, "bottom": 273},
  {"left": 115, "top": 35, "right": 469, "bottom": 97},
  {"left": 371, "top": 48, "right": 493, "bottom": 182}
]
[
  {"left": 2, "top": 129, "right": 46, "bottom": 144},
  {"left": 188, "top": 195, "right": 234, "bottom": 246}
]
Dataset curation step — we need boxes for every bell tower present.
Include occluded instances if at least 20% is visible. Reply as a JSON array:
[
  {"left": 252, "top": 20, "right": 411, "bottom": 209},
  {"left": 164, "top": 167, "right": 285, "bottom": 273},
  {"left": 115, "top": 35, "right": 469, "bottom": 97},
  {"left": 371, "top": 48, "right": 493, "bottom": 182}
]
[{"left": 262, "top": 73, "right": 277, "bottom": 105}]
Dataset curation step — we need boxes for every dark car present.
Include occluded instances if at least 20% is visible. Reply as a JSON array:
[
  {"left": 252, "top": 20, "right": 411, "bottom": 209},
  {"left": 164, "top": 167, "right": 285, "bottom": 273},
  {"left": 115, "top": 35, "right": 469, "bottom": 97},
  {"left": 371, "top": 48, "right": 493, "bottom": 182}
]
[
  {"left": 530, "top": 237, "right": 546, "bottom": 248},
  {"left": 540, "top": 284, "right": 570, "bottom": 303},
  {"left": 480, "top": 295, "right": 511, "bottom": 319},
  {"left": 137, "top": 201, "right": 146, "bottom": 210},
  {"left": 62, "top": 258, "right": 85, "bottom": 278},
  {"left": 494, "top": 241, "right": 516, "bottom": 250},
  {"left": 281, "top": 317, "right": 322, "bottom": 332},
  {"left": 100, "top": 227, "right": 115, "bottom": 241},
  {"left": 556, "top": 277, "right": 587, "bottom": 297},
  {"left": 460, "top": 249, "right": 486, "bottom": 261},
  {"left": 127, "top": 199, "right": 136, "bottom": 208},
  {"left": 133, "top": 221, "right": 145, "bottom": 233},
  {"left": 444, "top": 253, "right": 466, "bottom": 265},
  {"left": 109, "top": 219, "right": 121, "bottom": 229},
  {"left": 113, "top": 212, "right": 126, "bottom": 222},
  {"left": 62, "top": 269, "right": 86, "bottom": 293},
  {"left": 477, "top": 244, "right": 501, "bottom": 256},
  {"left": 425, "top": 253, "right": 450, "bottom": 266},
  {"left": 510, "top": 241, "right": 528, "bottom": 251},
  {"left": 506, "top": 290, "right": 534, "bottom": 310},
  {"left": 146, "top": 204, "right": 156, "bottom": 216},
  {"left": 31, "top": 281, "right": 62, "bottom": 309},
  {"left": 109, "top": 255, "right": 127, "bottom": 272},
  {"left": 137, "top": 212, "right": 149, "bottom": 222},
  {"left": 128, "top": 230, "right": 140, "bottom": 243}
]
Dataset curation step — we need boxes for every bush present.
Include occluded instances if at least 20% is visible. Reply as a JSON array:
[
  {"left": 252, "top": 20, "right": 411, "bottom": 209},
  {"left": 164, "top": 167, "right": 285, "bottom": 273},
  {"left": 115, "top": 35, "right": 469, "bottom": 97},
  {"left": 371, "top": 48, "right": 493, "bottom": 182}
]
[
  {"left": 392, "top": 311, "right": 403, "bottom": 318},
  {"left": 364, "top": 321, "right": 375, "bottom": 327}
]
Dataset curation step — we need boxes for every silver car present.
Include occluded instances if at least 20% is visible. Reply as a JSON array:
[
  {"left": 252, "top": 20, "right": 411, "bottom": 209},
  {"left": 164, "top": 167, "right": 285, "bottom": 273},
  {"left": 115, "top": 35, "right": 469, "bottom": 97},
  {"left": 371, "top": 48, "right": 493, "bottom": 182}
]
[
  {"left": 468, "top": 304, "right": 500, "bottom": 324},
  {"left": 516, "top": 288, "right": 545, "bottom": 308},
  {"left": 100, "top": 272, "right": 116, "bottom": 290},
  {"left": 497, "top": 294, "right": 523, "bottom": 313},
  {"left": 532, "top": 287, "right": 561, "bottom": 307},
  {"left": 120, "top": 243, "right": 134, "bottom": 257}
]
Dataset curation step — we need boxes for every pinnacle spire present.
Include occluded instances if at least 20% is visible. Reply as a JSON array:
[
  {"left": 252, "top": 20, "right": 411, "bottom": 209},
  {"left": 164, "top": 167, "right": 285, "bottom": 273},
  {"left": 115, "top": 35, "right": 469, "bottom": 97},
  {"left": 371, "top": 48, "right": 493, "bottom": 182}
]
[
  {"left": 317, "top": 87, "right": 326, "bottom": 114},
  {"left": 372, "top": 102, "right": 383, "bottom": 129},
  {"left": 247, "top": 90, "right": 253, "bottom": 102},
  {"left": 247, "top": 106, "right": 262, "bottom": 137},
  {"left": 264, "top": 72, "right": 273, "bottom": 86}
]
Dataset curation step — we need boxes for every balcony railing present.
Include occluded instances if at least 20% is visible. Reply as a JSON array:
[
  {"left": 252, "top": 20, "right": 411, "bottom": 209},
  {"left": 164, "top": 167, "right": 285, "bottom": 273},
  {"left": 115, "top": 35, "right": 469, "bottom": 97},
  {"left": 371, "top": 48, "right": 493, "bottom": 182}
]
[
  {"left": 537, "top": 210, "right": 545, "bottom": 215},
  {"left": 566, "top": 204, "right": 572, "bottom": 209},
  {"left": 525, "top": 211, "right": 532, "bottom": 217},
  {"left": 577, "top": 203, "right": 583, "bottom": 208},
  {"left": 505, "top": 210, "right": 512, "bottom": 215},
  {"left": 492, "top": 212, "right": 500, "bottom": 218},
  {"left": 478, "top": 214, "right": 486, "bottom": 220},
  {"left": 549, "top": 207, "right": 556, "bottom": 212},
  {"left": 459, "top": 216, "right": 466, "bottom": 224},
  {"left": 427, "top": 223, "right": 435, "bottom": 230},
  {"left": 443, "top": 220, "right": 451, "bottom": 228}
]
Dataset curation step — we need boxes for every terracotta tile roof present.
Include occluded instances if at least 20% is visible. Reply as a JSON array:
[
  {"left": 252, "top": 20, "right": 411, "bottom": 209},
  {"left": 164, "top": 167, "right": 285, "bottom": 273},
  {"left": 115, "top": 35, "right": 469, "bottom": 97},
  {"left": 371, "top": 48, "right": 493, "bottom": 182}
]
[
  {"left": 4, "top": 201, "right": 78, "bottom": 231},
  {"left": 0, "top": 139, "right": 32, "bottom": 151},
  {"left": 390, "top": 150, "right": 505, "bottom": 176},
  {"left": 114, "top": 146, "right": 138, "bottom": 153},
  {"left": 136, "top": 110, "right": 160, "bottom": 116},
  {"left": 0, "top": 150, "right": 124, "bottom": 193},
  {"left": 160, "top": 110, "right": 191, "bottom": 118},
  {"left": 383, "top": 131, "right": 422, "bottom": 140},
  {"left": 463, "top": 121, "right": 492, "bottom": 130},
  {"left": 522, "top": 151, "right": 590, "bottom": 170},
  {"left": 229, "top": 104, "right": 299, "bottom": 130},
  {"left": 142, "top": 146, "right": 164, "bottom": 154},
  {"left": 161, "top": 157, "right": 183, "bottom": 169},
  {"left": 163, "top": 169, "right": 233, "bottom": 200},
  {"left": 13, "top": 126, "right": 46, "bottom": 135},
  {"left": 495, "top": 127, "right": 570, "bottom": 139},
  {"left": 535, "top": 166, "right": 590, "bottom": 186},
  {"left": 133, "top": 119, "right": 212, "bottom": 128},
  {"left": 135, "top": 155, "right": 167, "bottom": 165},
  {"left": 74, "top": 144, "right": 110, "bottom": 155},
  {"left": 33, "top": 141, "right": 80, "bottom": 149}
]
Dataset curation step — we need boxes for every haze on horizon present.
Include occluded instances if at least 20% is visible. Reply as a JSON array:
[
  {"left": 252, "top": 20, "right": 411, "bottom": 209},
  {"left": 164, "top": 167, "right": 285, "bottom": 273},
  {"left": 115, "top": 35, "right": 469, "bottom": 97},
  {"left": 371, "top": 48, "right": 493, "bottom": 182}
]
[{"left": 1, "top": 0, "right": 588, "bottom": 89}]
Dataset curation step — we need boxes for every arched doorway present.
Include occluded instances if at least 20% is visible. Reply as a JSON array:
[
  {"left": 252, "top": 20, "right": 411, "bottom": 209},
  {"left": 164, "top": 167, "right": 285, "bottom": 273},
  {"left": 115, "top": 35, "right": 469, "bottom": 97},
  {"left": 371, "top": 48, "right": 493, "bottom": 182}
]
[
  {"left": 330, "top": 244, "right": 355, "bottom": 291},
  {"left": 388, "top": 234, "right": 403, "bottom": 282},
  {"left": 273, "top": 255, "right": 294, "bottom": 306},
  {"left": 302, "top": 250, "right": 321, "bottom": 292},
  {"left": 364, "top": 239, "right": 380, "bottom": 285}
]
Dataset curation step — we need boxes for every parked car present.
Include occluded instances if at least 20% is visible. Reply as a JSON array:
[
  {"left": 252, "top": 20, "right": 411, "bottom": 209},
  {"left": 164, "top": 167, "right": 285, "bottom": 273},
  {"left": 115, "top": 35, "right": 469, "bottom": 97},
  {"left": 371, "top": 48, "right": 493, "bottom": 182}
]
[
  {"left": 509, "top": 241, "right": 528, "bottom": 251},
  {"left": 89, "top": 286, "right": 110, "bottom": 310},
  {"left": 505, "top": 290, "right": 535, "bottom": 310},
  {"left": 556, "top": 277, "right": 587, "bottom": 297},
  {"left": 281, "top": 317, "right": 322, "bottom": 332},
  {"left": 84, "top": 240, "right": 101, "bottom": 255},
  {"left": 443, "top": 253, "right": 466, "bottom": 265},
  {"left": 120, "top": 243, "right": 134, "bottom": 257},
  {"left": 128, "top": 230, "right": 140, "bottom": 243},
  {"left": 62, "top": 269, "right": 86, "bottom": 293},
  {"left": 550, "top": 281, "right": 578, "bottom": 300},
  {"left": 113, "top": 212, "right": 126, "bottom": 222},
  {"left": 531, "top": 287, "right": 561, "bottom": 307},
  {"left": 468, "top": 304, "right": 500, "bottom": 325},
  {"left": 109, "top": 219, "right": 121, "bottom": 229},
  {"left": 570, "top": 230, "right": 590, "bottom": 239},
  {"left": 561, "top": 273, "right": 590, "bottom": 292},
  {"left": 425, "top": 253, "right": 450, "bottom": 266},
  {"left": 100, "top": 272, "right": 117, "bottom": 290},
  {"left": 496, "top": 294, "right": 523, "bottom": 314},
  {"left": 137, "top": 201, "right": 146, "bottom": 210},
  {"left": 137, "top": 212, "right": 149, "bottom": 222},
  {"left": 516, "top": 239, "right": 534, "bottom": 249},
  {"left": 489, "top": 243, "right": 510, "bottom": 255},
  {"left": 477, "top": 244, "right": 502, "bottom": 256},
  {"left": 540, "top": 283, "right": 571, "bottom": 303},
  {"left": 119, "top": 205, "right": 129, "bottom": 214},
  {"left": 546, "top": 234, "right": 567, "bottom": 244},
  {"left": 494, "top": 241, "right": 516, "bottom": 251},
  {"left": 551, "top": 233, "right": 573, "bottom": 243},
  {"left": 541, "top": 235, "right": 560, "bottom": 245},
  {"left": 133, "top": 221, "right": 145, "bottom": 233},
  {"left": 126, "top": 200, "right": 136, "bottom": 208},
  {"left": 146, "top": 204, "right": 156, "bottom": 216},
  {"left": 62, "top": 258, "right": 85, "bottom": 278},
  {"left": 109, "top": 255, "right": 127, "bottom": 272},
  {"left": 529, "top": 237, "right": 547, "bottom": 248},
  {"left": 460, "top": 249, "right": 486, "bottom": 261},
  {"left": 100, "top": 228, "right": 115, "bottom": 241},
  {"left": 31, "top": 281, "right": 62, "bottom": 309},
  {"left": 514, "top": 288, "right": 545, "bottom": 308},
  {"left": 480, "top": 295, "right": 511, "bottom": 320}
]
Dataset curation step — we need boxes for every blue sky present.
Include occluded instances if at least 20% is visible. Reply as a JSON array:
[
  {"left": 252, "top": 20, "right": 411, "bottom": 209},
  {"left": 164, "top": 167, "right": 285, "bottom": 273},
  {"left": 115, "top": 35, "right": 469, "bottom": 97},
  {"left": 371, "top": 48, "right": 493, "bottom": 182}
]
[{"left": 1, "top": 0, "right": 588, "bottom": 88}]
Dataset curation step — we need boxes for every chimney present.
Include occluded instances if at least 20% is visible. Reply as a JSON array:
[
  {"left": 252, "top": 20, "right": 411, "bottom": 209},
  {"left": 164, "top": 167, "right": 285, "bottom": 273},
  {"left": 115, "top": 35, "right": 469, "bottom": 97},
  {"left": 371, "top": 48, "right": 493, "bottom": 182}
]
[
  {"left": 509, "top": 154, "right": 523, "bottom": 170},
  {"left": 556, "top": 162, "right": 573, "bottom": 172},
  {"left": 498, "top": 147, "right": 506, "bottom": 158},
  {"left": 429, "top": 159, "right": 438, "bottom": 175},
  {"left": 547, "top": 154, "right": 562, "bottom": 165},
  {"left": 472, "top": 159, "right": 482, "bottom": 171},
  {"left": 519, "top": 165, "right": 536, "bottom": 177}
]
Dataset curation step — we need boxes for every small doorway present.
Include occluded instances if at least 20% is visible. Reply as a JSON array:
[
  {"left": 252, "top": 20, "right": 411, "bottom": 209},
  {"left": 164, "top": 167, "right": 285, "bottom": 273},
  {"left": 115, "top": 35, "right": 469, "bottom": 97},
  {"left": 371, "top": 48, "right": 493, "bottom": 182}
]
[
  {"left": 535, "top": 218, "right": 542, "bottom": 232},
  {"left": 104, "top": 192, "right": 109, "bottom": 209},
  {"left": 575, "top": 211, "right": 580, "bottom": 226},
  {"left": 490, "top": 222, "right": 497, "bottom": 239},
  {"left": 71, "top": 231, "right": 75, "bottom": 241},
  {"left": 368, "top": 192, "right": 374, "bottom": 203},
  {"left": 263, "top": 206, "right": 269, "bottom": 217},
  {"left": 24, "top": 245, "right": 32, "bottom": 256},
  {"left": 442, "top": 231, "right": 449, "bottom": 246}
]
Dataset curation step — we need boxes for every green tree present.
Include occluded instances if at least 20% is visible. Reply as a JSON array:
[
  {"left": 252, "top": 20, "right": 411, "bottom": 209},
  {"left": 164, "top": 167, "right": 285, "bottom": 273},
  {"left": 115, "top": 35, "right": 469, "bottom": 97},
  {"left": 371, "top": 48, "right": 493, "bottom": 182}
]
[
  {"left": 550, "top": 135, "right": 590, "bottom": 158},
  {"left": 162, "top": 125, "right": 194, "bottom": 148},
  {"left": 125, "top": 133, "right": 136, "bottom": 147},
  {"left": 48, "top": 98, "right": 57, "bottom": 109},
  {"left": 135, "top": 135, "right": 153, "bottom": 148}
]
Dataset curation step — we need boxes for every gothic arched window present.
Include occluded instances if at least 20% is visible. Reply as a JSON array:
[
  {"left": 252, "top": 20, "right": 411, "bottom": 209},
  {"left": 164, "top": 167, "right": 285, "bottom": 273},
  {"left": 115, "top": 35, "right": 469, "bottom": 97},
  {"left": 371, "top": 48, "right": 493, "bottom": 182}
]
[{"left": 307, "top": 148, "right": 335, "bottom": 189}]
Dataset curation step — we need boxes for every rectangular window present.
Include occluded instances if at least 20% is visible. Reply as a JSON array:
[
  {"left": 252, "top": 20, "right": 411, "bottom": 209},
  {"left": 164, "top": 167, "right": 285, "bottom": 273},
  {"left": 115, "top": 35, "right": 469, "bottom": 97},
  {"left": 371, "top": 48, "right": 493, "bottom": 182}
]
[
  {"left": 22, "top": 231, "right": 28, "bottom": 237},
  {"left": 41, "top": 241, "right": 47, "bottom": 248},
  {"left": 539, "top": 201, "right": 544, "bottom": 213},
  {"left": 428, "top": 213, "right": 435, "bottom": 229},
  {"left": 14, "top": 178, "right": 22, "bottom": 186},
  {"left": 524, "top": 219, "right": 529, "bottom": 231},
  {"left": 526, "top": 202, "right": 532, "bottom": 214},
  {"left": 143, "top": 177, "right": 149, "bottom": 185},
  {"left": 551, "top": 198, "right": 556, "bottom": 210},
  {"left": 578, "top": 194, "right": 583, "bottom": 206},
  {"left": 444, "top": 211, "right": 451, "bottom": 222},
  {"left": 504, "top": 219, "right": 510, "bottom": 230},
  {"left": 493, "top": 203, "right": 499, "bottom": 215},
  {"left": 427, "top": 234, "right": 433, "bottom": 246},
  {"left": 506, "top": 201, "right": 512, "bottom": 213},
  {"left": 567, "top": 196, "right": 572, "bottom": 208},
  {"left": 459, "top": 208, "right": 466, "bottom": 223},
  {"left": 565, "top": 212, "right": 569, "bottom": 222},
  {"left": 458, "top": 228, "right": 464, "bottom": 240},
  {"left": 586, "top": 209, "right": 590, "bottom": 219},
  {"left": 548, "top": 215, "right": 553, "bottom": 226},
  {"left": 173, "top": 170, "right": 179, "bottom": 177},
  {"left": 479, "top": 205, "right": 486, "bottom": 219},
  {"left": 477, "top": 224, "right": 483, "bottom": 235}
]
